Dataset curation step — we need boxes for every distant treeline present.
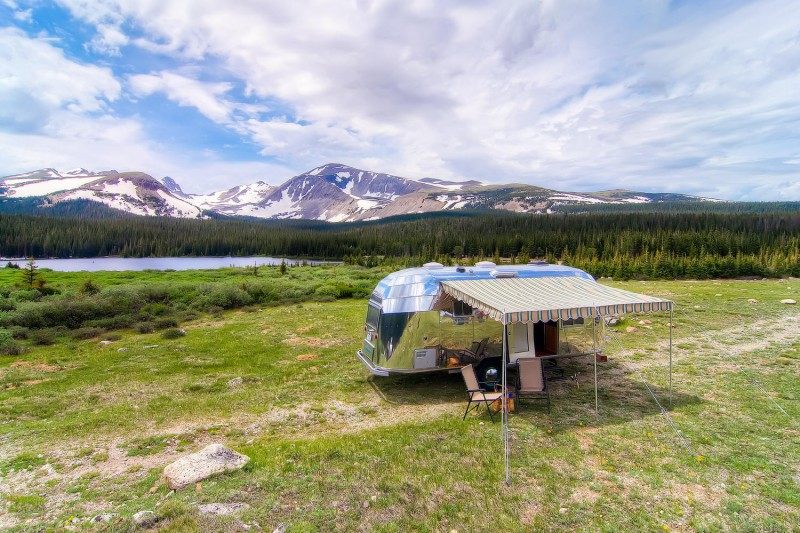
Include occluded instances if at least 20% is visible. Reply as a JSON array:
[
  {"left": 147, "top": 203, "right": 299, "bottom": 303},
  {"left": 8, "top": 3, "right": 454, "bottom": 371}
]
[
  {"left": 551, "top": 200, "right": 800, "bottom": 215},
  {"left": 1, "top": 210, "right": 798, "bottom": 279}
]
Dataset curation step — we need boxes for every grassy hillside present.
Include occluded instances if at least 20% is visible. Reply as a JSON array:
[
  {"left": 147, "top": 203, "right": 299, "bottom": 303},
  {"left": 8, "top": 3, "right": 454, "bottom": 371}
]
[{"left": 0, "top": 273, "right": 798, "bottom": 530}]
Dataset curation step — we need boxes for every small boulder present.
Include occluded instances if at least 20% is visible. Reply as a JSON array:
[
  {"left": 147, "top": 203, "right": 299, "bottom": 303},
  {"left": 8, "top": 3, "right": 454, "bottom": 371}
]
[
  {"left": 198, "top": 502, "right": 250, "bottom": 516},
  {"left": 273, "top": 525, "right": 287, "bottom": 533},
  {"left": 164, "top": 443, "right": 249, "bottom": 490},
  {"left": 227, "top": 377, "right": 244, "bottom": 389},
  {"left": 91, "top": 513, "right": 114, "bottom": 523},
  {"left": 99, "top": 340, "right": 114, "bottom": 345},
  {"left": 132, "top": 510, "right": 158, "bottom": 529},
  {"left": 780, "top": 299, "right": 796, "bottom": 305},
  {"left": 747, "top": 299, "right": 758, "bottom": 304},
  {"left": 625, "top": 326, "right": 637, "bottom": 333}
]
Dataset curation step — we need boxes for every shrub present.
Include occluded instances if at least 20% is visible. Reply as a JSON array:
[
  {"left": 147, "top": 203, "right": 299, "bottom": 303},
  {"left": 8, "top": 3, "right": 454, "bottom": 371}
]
[
  {"left": 0, "top": 298, "right": 15, "bottom": 312},
  {"left": 135, "top": 322, "right": 155, "bottom": 334},
  {"left": 8, "top": 326, "right": 29, "bottom": 340},
  {"left": 29, "top": 328, "right": 57, "bottom": 346},
  {"left": 161, "top": 328, "right": 186, "bottom": 339},
  {"left": 80, "top": 279, "right": 100, "bottom": 295},
  {"left": 85, "top": 315, "right": 135, "bottom": 330},
  {"left": 11, "top": 289, "right": 41, "bottom": 302},
  {"left": 142, "top": 302, "right": 168, "bottom": 317},
  {"left": 0, "top": 329, "right": 23, "bottom": 355},
  {"left": 314, "top": 284, "right": 340, "bottom": 299},
  {"left": 154, "top": 317, "right": 178, "bottom": 329},
  {"left": 178, "top": 311, "right": 199, "bottom": 322},
  {"left": 197, "top": 284, "right": 252, "bottom": 310}
]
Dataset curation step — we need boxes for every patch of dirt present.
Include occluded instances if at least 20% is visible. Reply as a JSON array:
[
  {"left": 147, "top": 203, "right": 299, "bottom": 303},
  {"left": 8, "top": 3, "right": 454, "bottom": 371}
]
[
  {"left": 669, "top": 481, "right": 723, "bottom": 508},
  {"left": 9, "top": 361, "right": 61, "bottom": 372},
  {"left": 295, "top": 353, "right": 318, "bottom": 361},
  {"left": 282, "top": 334, "right": 347, "bottom": 348},
  {"left": 520, "top": 500, "right": 541, "bottom": 525},
  {"left": 571, "top": 486, "right": 600, "bottom": 504},
  {"left": 575, "top": 427, "right": 597, "bottom": 452}
]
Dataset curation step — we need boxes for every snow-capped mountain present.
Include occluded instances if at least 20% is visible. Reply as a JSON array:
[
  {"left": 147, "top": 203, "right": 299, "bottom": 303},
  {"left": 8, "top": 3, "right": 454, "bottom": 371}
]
[
  {"left": 189, "top": 181, "right": 275, "bottom": 215},
  {"left": 0, "top": 164, "right": 710, "bottom": 221},
  {"left": 1, "top": 169, "right": 201, "bottom": 218}
]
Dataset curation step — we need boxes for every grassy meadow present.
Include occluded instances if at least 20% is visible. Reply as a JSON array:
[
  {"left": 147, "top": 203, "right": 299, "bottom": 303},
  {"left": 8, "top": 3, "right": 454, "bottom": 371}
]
[{"left": 0, "top": 266, "right": 798, "bottom": 531}]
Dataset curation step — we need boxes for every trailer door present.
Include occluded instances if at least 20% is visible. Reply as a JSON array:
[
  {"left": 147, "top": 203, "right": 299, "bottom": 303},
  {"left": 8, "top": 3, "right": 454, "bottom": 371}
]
[{"left": 509, "top": 323, "right": 535, "bottom": 362}]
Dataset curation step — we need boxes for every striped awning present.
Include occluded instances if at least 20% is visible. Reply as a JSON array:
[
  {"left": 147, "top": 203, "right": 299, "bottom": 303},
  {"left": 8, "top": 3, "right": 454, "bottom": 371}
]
[{"left": 440, "top": 277, "right": 672, "bottom": 324}]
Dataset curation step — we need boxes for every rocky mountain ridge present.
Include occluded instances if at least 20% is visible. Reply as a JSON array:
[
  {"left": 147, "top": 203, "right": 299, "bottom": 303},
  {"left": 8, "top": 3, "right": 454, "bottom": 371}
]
[{"left": 0, "top": 163, "right": 710, "bottom": 221}]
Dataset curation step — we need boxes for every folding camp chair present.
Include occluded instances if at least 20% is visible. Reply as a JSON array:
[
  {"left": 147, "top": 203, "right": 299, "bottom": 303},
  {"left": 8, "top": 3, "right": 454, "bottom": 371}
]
[
  {"left": 516, "top": 357, "right": 550, "bottom": 411},
  {"left": 450, "top": 337, "right": 489, "bottom": 365},
  {"left": 461, "top": 364, "right": 503, "bottom": 422}
]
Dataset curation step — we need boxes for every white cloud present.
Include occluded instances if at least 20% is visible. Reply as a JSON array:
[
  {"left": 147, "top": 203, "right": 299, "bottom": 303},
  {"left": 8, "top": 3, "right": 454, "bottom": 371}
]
[
  {"left": 3, "top": 0, "right": 32, "bottom": 22},
  {"left": 0, "top": 27, "right": 292, "bottom": 191},
  {"left": 0, "top": 27, "right": 120, "bottom": 132},
  {"left": 8, "top": 0, "right": 800, "bottom": 199},
  {"left": 88, "top": 22, "right": 129, "bottom": 55},
  {"left": 128, "top": 71, "right": 237, "bottom": 124}
]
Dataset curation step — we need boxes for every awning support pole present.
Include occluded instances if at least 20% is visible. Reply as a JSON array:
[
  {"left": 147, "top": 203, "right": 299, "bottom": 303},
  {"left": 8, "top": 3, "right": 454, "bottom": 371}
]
[
  {"left": 669, "top": 306, "right": 673, "bottom": 408},
  {"left": 502, "top": 320, "right": 510, "bottom": 485},
  {"left": 592, "top": 309, "right": 599, "bottom": 415}
]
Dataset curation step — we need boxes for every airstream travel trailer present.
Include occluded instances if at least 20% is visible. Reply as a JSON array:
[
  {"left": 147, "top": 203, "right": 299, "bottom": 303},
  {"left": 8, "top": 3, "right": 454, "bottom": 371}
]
[
  {"left": 358, "top": 260, "right": 675, "bottom": 484},
  {"left": 356, "top": 261, "right": 611, "bottom": 382}
]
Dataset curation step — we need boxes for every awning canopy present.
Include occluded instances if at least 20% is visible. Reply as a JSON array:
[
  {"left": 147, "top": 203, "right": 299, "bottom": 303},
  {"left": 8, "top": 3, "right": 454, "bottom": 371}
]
[{"left": 439, "top": 276, "right": 672, "bottom": 324}]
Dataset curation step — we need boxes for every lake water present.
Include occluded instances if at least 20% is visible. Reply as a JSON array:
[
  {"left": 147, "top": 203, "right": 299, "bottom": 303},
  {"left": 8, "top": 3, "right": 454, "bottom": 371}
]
[{"left": 2, "top": 256, "right": 338, "bottom": 272}]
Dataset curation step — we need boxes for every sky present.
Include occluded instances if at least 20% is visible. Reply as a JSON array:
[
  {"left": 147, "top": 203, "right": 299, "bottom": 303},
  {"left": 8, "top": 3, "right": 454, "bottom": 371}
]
[{"left": 0, "top": 0, "right": 799, "bottom": 200}]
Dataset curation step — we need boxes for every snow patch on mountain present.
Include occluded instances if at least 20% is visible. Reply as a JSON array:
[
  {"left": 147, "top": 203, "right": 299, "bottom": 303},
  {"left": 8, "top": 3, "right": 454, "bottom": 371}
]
[{"left": 6, "top": 176, "right": 104, "bottom": 197}]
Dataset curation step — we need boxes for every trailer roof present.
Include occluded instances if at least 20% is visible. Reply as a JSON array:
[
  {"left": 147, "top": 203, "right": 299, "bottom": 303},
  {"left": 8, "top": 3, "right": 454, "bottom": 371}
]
[
  {"left": 439, "top": 276, "right": 672, "bottom": 324},
  {"left": 373, "top": 263, "right": 593, "bottom": 313}
]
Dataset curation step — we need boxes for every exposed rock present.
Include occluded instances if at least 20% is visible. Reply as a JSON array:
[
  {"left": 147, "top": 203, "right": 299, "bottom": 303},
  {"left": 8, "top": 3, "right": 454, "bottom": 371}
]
[
  {"left": 604, "top": 316, "right": 619, "bottom": 326},
  {"left": 748, "top": 299, "right": 758, "bottom": 304},
  {"left": 99, "top": 340, "right": 114, "bottom": 345},
  {"left": 638, "top": 319, "right": 652, "bottom": 325},
  {"left": 164, "top": 443, "right": 249, "bottom": 490},
  {"left": 132, "top": 510, "right": 158, "bottom": 528},
  {"left": 273, "top": 525, "right": 287, "bottom": 533},
  {"left": 91, "top": 513, "right": 114, "bottom": 523},
  {"left": 227, "top": 377, "right": 244, "bottom": 388},
  {"left": 780, "top": 299, "right": 796, "bottom": 305},
  {"left": 198, "top": 502, "right": 250, "bottom": 516},
  {"left": 625, "top": 326, "right": 637, "bottom": 333}
]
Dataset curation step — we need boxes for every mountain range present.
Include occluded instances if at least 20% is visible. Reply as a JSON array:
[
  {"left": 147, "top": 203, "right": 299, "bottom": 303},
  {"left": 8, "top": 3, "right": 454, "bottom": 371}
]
[{"left": 0, "top": 163, "right": 710, "bottom": 221}]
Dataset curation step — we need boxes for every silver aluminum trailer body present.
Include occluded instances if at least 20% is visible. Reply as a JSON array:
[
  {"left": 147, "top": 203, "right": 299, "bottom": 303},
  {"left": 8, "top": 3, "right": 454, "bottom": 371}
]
[{"left": 357, "top": 262, "right": 599, "bottom": 376}]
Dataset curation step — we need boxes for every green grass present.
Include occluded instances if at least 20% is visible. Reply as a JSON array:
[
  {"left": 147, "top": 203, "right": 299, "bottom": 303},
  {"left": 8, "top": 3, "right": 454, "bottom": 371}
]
[{"left": 0, "top": 273, "right": 798, "bottom": 530}]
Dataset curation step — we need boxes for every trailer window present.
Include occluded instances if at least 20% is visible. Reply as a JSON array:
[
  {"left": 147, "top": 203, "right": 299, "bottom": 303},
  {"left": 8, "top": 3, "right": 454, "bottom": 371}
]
[
  {"left": 366, "top": 304, "right": 380, "bottom": 329},
  {"left": 380, "top": 312, "right": 412, "bottom": 359}
]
